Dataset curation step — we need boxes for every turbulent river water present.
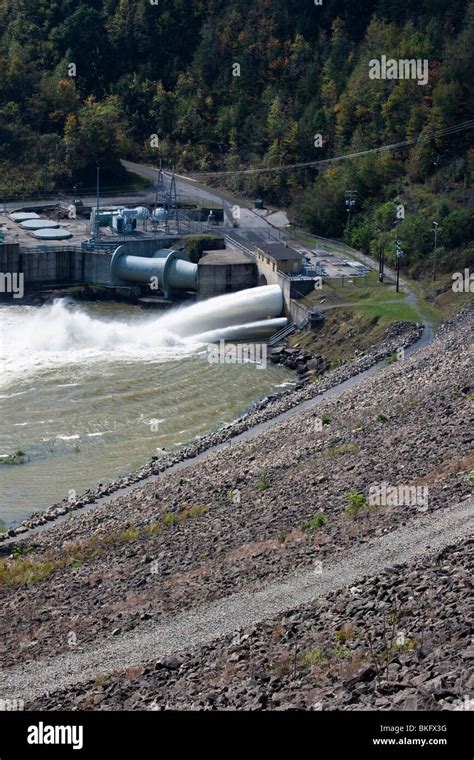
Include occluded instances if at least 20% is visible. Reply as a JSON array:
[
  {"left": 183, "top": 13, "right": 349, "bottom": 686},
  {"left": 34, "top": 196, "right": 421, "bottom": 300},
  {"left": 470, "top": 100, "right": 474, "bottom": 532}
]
[{"left": 0, "top": 291, "right": 293, "bottom": 529}]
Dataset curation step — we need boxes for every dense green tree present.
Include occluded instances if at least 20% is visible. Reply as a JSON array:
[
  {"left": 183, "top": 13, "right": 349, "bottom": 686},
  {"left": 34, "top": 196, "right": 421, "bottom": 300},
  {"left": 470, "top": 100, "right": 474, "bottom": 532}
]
[{"left": 0, "top": 0, "right": 472, "bottom": 274}]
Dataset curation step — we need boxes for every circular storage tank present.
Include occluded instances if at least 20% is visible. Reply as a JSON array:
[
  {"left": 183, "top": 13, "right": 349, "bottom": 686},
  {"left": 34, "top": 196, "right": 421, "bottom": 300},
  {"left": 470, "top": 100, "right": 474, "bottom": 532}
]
[
  {"left": 9, "top": 212, "right": 41, "bottom": 223},
  {"left": 119, "top": 206, "right": 149, "bottom": 220},
  {"left": 32, "top": 228, "right": 73, "bottom": 240},
  {"left": 152, "top": 208, "right": 168, "bottom": 221},
  {"left": 20, "top": 219, "right": 59, "bottom": 230}
]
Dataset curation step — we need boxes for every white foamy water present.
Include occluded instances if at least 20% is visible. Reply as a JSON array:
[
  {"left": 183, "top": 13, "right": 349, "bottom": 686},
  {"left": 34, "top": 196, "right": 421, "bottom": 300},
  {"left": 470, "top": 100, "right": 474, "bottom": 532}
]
[{"left": 0, "top": 285, "right": 284, "bottom": 386}]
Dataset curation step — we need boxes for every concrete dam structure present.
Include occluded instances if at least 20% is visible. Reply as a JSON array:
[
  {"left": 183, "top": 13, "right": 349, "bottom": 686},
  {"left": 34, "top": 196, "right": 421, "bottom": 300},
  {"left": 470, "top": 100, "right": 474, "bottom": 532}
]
[
  {"left": 110, "top": 246, "right": 197, "bottom": 298},
  {"left": 0, "top": 240, "right": 296, "bottom": 336}
]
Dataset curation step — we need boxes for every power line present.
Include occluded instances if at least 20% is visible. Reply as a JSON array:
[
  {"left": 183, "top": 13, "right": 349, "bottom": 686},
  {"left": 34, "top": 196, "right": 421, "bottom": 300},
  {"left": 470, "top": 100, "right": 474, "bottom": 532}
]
[{"left": 187, "top": 120, "right": 474, "bottom": 178}]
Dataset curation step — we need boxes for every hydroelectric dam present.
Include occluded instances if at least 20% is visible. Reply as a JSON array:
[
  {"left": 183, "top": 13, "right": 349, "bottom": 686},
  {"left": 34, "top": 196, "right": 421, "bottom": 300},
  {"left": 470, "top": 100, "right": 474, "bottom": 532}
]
[
  {"left": 0, "top": 233, "right": 269, "bottom": 300},
  {"left": 0, "top": 238, "right": 298, "bottom": 341}
]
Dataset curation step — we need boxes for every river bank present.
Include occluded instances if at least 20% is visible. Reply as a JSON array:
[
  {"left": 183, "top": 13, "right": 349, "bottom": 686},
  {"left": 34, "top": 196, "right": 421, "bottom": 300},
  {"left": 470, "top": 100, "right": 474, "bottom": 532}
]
[{"left": 1, "top": 317, "right": 424, "bottom": 543}]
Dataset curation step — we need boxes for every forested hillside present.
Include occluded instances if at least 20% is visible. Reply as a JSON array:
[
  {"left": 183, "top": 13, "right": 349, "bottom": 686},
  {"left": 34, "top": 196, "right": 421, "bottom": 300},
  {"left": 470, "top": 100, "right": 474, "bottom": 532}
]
[{"left": 1, "top": 0, "right": 473, "bottom": 275}]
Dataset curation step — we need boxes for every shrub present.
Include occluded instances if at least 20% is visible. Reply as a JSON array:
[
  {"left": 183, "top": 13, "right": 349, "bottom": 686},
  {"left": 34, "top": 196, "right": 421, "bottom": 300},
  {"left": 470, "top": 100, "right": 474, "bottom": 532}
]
[
  {"left": 302, "top": 647, "right": 325, "bottom": 667},
  {"left": 116, "top": 526, "right": 140, "bottom": 542},
  {"left": 345, "top": 491, "right": 368, "bottom": 518},
  {"left": 301, "top": 512, "right": 327, "bottom": 531},
  {"left": 0, "top": 557, "right": 63, "bottom": 586},
  {"left": 143, "top": 523, "right": 163, "bottom": 536},
  {"left": 163, "top": 506, "right": 208, "bottom": 526},
  {"left": 185, "top": 235, "right": 224, "bottom": 264},
  {"left": 334, "top": 643, "right": 351, "bottom": 659},
  {"left": 11, "top": 544, "right": 34, "bottom": 559},
  {"left": 163, "top": 512, "right": 179, "bottom": 526},
  {"left": 1, "top": 449, "right": 27, "bottom": 465},
  {"left": 323, "top": 443, "right": 358, "bottom": 458},
  {"left": 335, "top": 625, "right": 354, "bottom": 643}
]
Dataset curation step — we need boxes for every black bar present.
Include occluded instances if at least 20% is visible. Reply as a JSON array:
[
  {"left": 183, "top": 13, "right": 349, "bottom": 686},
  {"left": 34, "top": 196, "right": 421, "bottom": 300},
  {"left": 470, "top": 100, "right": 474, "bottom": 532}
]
[{"left": 0, "top": 710, "right": 471, "bottom": 758}]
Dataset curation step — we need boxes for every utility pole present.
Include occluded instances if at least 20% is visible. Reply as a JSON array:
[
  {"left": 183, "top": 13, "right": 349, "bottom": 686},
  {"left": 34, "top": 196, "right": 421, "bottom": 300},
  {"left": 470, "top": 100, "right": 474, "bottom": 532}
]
[
  {"left": 345, "top": 190, "right": 356, "bottom": 239},
  {"left": 395, "top": 241, "right": 403, "bottom": 293},
  {"left": 155, "top": 161, "right": 160, "bottom": 216},
  {"left": 95, "top": 164, "right": 100, "bottom": 243},
  {"left": 377, "top": 224, "right": 385, "bottom": 283},
  {"left": 170, "top": 167, "right": 179, "bottom": 234},
  {"left": 432, "top": 221, "right": 440, "bottom": 281},
  {"left": 394, "top": 199, "right": 401, "bottom": 288},
  {"left": 379, "top": 243, "right": 385, "bottom": 283}
]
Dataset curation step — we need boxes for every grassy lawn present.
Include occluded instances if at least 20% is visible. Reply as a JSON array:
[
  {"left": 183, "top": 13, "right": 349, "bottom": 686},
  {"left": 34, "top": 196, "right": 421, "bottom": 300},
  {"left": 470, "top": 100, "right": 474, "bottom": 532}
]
[
  {"left": 358, "top": 298, "right": 420, "bottom": 324},
  {"left": 286, "top": 229, "right": 472, "bottom": 367},
  {"left": 293, "top": 229, "right": 471, "bottom": 326},
  {"left": 305, "top": 271, "right": 421, "bottom": 324}
]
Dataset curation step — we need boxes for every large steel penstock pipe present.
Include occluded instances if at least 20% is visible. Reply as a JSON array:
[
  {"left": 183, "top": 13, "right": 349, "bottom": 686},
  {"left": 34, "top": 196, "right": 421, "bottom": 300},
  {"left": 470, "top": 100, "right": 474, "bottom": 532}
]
[{"left": 110, "top": 246, "right": 197, "bottom": 297}]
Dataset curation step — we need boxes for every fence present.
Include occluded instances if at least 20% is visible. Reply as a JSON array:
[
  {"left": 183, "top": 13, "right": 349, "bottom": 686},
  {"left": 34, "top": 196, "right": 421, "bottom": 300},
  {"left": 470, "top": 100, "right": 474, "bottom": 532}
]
[
  {"left": 224, "top": 234, "right": 257, "bottom": 260},
  {"left": 18, "top": 244, "right": 115, "bottom": 256}
]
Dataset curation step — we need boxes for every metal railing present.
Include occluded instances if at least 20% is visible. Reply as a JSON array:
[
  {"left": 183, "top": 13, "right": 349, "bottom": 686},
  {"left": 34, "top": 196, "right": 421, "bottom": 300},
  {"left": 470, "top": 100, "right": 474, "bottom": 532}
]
[
  {"left": 268, "top": 321, "right": 296, "bottom": 346},
  {"left": 224, "top": 234, "right": 257, "bottom": 259},
  {"left": 16, "top": 244, "right": 115, "bottom": 255}
]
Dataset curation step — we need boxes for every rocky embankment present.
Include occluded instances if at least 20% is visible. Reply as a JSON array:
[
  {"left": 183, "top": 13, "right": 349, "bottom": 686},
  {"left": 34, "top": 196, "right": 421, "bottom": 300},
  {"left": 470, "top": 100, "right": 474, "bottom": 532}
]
[
  {"left": 270, "top": 344, "right": 331, "bottom": 378},
  {"left": 29, "top": 537, "right": 473, "bottom": 711},
  {"left": 1, "top": 319, "right": 423, "bottom": 541},
  {"left": 0, "top": 311, "right": 474, "bottom": 680},
  {"left": 0, "top": 307, "right": 472, "bottom": 710}
]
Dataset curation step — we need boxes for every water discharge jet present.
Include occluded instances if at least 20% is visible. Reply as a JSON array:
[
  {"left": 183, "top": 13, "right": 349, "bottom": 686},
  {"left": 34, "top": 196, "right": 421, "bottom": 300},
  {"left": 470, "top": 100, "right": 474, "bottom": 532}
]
[
  {"left": 193, "top": 317, "right": 287, "bottom": 343},
  {"left": 156, "top": 284, "right": 285, "bottom": 338},
  {"left": 0, "top": 285, "right": 286, "bottom": 385}
]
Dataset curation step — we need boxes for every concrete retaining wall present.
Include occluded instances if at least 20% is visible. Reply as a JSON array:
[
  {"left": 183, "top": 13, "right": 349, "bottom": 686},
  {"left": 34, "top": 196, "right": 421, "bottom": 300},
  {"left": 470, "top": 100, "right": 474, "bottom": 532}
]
[
  {"left": 0, "top": 244, "right": 20, "bottom": 277},
  {"left": 288, "top": 298, "right": 311, "bottom": 324},
  {"left": 0, "top": 237, "right": 180, "bottom": 290},
  {"left": 197, "top": 261, "right": 257, "bottom": 300},
  {"left": 277, "top": 272, "right": 291, "bottom": 312}
]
